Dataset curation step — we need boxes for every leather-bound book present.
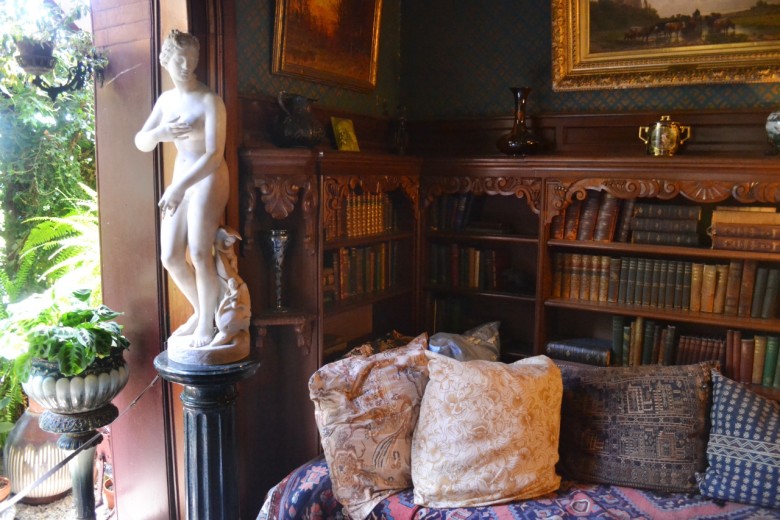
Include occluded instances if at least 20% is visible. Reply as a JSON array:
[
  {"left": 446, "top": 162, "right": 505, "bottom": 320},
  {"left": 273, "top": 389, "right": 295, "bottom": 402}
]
[
  {"left": 751, "top": 267, "right": 769, "bottom": 319},
  {"left": 633, "top": 203, "right": 701, "bottom": 220},
  {"left": 579, "top": 254, "right": 592, "bottom": 301},
  {"left": 725, "top": 329, "right": 735, "bottom": 379},
  {"left": 752, "top": 335, "right": 768, "bottom": 385},
  {"left": 681, "top": 262, "right": 692, "bottom": 310},
  {"left": 712, "top": 263, "right": 730, "bottom": 314},
  {"left": 711, "top": 223, "right": 780, "bottom": 239},
  {"left": 740, "top": 337, "right": 755, "bottom": 384},
  {"left": 597, "top": 255, "right": 611, "bottom": 303},
  {"left": 631, "top": 230, "right": 700, "bottom": 246},
  {"left": 626, "top": 257, "right": 639, "bottom": 305},
  {"left": 761, "top": 268, "right": 780, "bottom": 319},
  {"left": 618, "top": 256, "right": 636, "bottom": 305},
  {"left": 733, "top": 330, "right": 742, "bottom": 381},
  {"left": 699, "top": 264, "right": 718, "bottom": 313},
  {"left": 576, "top": 193, "right": 602, "bottom": 241},
  {"left": 570, "top": 253, "right": 583, "bottom": 301},
  {"left": 563, "top": 198, "right": 582, "bottom": 240},
  {"left": 737, "top": 260, "right": 758, "bottom": 317},
  {"left": 634, "top": 258, "right": 647, "bottom": 305},
  {"left": 650, "top": 259, "right": 662, "bottom": 308},
  {"left": 552, "top": 253, "right": 563, "bottom": 298},
  {"left": 711, "top": 235, "right": 780, "bottom": 253},
  {"left": 593, "top": 193, "right": 620, "bottom": 242},
  {"left": 689, "top": 263, "right": 704, "bottom": 312},
  {"left": 723, "top": 260, "right": 743, "bottom": 316},
  {"left": 664, "top": 260, "right": 677, "bottom": 309},
  {"left": 608, "top": 257, "right": 622, "bottom": 304},
  {"left": 615, "top": 198, "right": 636, "bottom": 243},
  {"left": 550, "top": 212, "right": 565, "bottom": 239},
  {"left": 762, "top": 336, "right": 779, "bottom": 387},
  {"left": 641, "top": 258, "right": 654, "bottom": 306},
  {"left": 545, "top": 337, "right": 612, "bottom": 366},
  {"left": 630, "top": 217, "right": 699, "bottom": 232},
  {"left": 662, "top": 325, "right": 676, "bottom": 366}
]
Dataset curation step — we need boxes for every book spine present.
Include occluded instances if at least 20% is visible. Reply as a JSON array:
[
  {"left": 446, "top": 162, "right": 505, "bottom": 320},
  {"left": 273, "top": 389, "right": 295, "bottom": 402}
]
[
  {"left": 632, "top": 230, "right": 700, "bottom": 246},
  {"left": 733, "top": 330, "right": 742, "bottom": 381},
  {"left": 576, "top": 194, "right": 601, "bottom": 241},
  {"left": 615, "top": 198, "right": 636, "bottom": 243},
  {"left": 737, "top": 260, "right": 758, "bottom": 318},
  {"left": 612, "top": 315, "right": 624, "bottom": 367},
  {"left": 711, "top": 210, "right": 780, "bottom": 226},
  {"left": 762, "top": 336, "right": 779, "bottom": 387},
  {"left": 723, "top": 260, "right": 743, "bottom": 316},
  {"left": 545, "top": 342, "right": 611, "bottom": 366},
  {"left": 579, "top": 254, "right": 592, "bottom": 301},
  {"left": 642, "top": 320, "right": 656, "bottom": 365},
  {"left": 630, "top": 217, "right": 700, "bottom": 232},
  {"left": 593, "top": 193, "right": 620, "bottom": 242},
  {"left": 552, "top": 253, "right": 563, "bottom": 298},
  {"left": 561, "top": 253, "right": 572, "bottom": 299},
  {"left": 751, "top": 267, "right": 769, "bottom": 319},
  {"left": 726, "top": 329, "right": 735, "bottom": 379},
  {"left": 607, "top": 257, "right": 621, "bottom": 303},
  {"left": 712, "top": 263, "right": 729, "bottom": 314},
  {"left": 681, "top": 262, "right": 692, "bottom": 311},
  {"left": 664, "top": 260, "right": 677, "bottom": 309},
  {"left": 711, "top": 223, "right": 780, "bottom": 239},
  {"left": 631, "top": 316, "right": 644, "bottom": 367},
  {"left": 622, "top": 325, "right": 631, "bottom": 367},
  {"left": 662, "top": 325, "right": 676, "bottom": 366},
  {"left": 563, "top": 199, "right": 582, "bottom": 240},
  {"left": 570, "top": 253, "right": 583, "bottom": 300},
  {"left": 598, "top": 255, "right": 611, "bottom": 303},
  {"left": 617, "top": 257, "right": 629, "bottom": 304},
  {"left": 690, "top": 263, "right": 704, "bottom": 312},
  {"left": 752, "top": 335, "right": 768, "bottom": 385},
  {"left": 740, "top": 337, "right": 755, "bottom": 384},
  {"left": 761, "top": 268, "right": 780, "bottom": 319},
  {"left": 634, "top": 258, "right": 647, "bottom": 306},
  {"left": 700, "top": 264, "right": 718, "bottom": 313},
  {"left": 711, "top": 235, "right": 780, "bottom": 253},
  {"left": 626, "top": 257, "right": 639, "bottom": 305},
  {"left": 641, "top": 258, "right": 654, "bottom": 306},
  {"left": 633, "top": 203, "right": 701, "bottom": 220},
  {"left": 550, "top": 213, "right": 565, "bottom": 239}
]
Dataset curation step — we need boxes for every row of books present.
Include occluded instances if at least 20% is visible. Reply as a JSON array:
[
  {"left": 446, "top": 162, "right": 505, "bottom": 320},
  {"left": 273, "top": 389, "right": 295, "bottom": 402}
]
[
  {"left": 552, "top": 253, "right": 780, "bottom": 319},
  {"left": 709, "top": 207, "right": 780, "bottom": 253},
  {"left": 722, "top": 331, "right": 780, "bottom": 387},
  {"left": 553, "top": 192, "right": 780, "bottom": 252},
  {"left": 324, "top": 192, "right": 397, "bottom": 241},
  {"left": 429, "top": 193, "right": 475, "bottom": 232},
  {"left": 323, "top": 243, "right": 400, "bottom": 303},
  {"left": 428, "top": 244, "right": 511, "bottom": 291}
]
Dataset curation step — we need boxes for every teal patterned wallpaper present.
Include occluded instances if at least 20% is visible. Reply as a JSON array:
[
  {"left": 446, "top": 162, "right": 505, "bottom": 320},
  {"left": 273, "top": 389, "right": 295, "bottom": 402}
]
[
  {"left": 236, "top": 0, "right": 402, "bottom": 117},
  {"left": 235, "top": 0, "right": 780, "bottom": 119}
]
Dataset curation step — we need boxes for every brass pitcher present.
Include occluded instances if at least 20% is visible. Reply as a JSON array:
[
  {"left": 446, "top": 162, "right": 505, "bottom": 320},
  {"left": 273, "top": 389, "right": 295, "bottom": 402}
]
[{"left": 638, "top": 115, "right": 691, "bottom": 156}]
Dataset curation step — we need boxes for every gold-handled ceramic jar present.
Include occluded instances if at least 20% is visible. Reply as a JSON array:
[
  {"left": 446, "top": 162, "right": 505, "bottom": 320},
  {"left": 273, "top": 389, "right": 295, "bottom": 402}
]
[{"left": 638, "top": 115, "right": 691, "bottom": 156}]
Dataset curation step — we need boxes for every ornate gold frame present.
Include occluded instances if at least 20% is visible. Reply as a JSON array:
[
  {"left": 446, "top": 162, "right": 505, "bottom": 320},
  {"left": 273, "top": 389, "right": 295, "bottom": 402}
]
[
  {"left": 272, "top": 0, "right": 383, "bottom": 91},
  {"left": 552, "top": 0, "right": 780, "bottom": 90}
]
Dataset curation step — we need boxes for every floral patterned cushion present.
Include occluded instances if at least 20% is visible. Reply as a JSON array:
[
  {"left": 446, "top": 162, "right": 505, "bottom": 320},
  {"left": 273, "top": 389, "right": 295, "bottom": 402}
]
[
  {"left": 411, "top": 354, "right": 563, "bottom": 508},
  {"left": 308, "top": 334, "right": 429, "bottom": 520},
  {"left": 698, "top": 370, "right": 780, "bottom": 509}
]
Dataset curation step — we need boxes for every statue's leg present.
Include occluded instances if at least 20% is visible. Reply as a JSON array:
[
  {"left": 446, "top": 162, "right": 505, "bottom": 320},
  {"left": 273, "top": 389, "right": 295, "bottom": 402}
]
[{"left": 160, "top": 199, "right": 200, "bottom": 337}]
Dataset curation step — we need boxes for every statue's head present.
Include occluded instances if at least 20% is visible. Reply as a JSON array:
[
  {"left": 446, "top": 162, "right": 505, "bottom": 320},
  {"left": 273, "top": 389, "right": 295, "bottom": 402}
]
[{"left": 159, "top": 29, "right": 200, "bottom": 68}]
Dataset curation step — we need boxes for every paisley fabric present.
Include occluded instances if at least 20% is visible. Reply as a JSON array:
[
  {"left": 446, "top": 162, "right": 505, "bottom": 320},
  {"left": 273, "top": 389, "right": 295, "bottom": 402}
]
[
  {"left": 558, "top": 361, "right": 716, "bottom": 493},
  {"left": 257, "top": 456, "right": 780, "bottom": 520},
  {"left": 309, "top": 334, "right": 429, "bottom": 520},
  {"left": 411, "top": 354, "right": 562, "bottom": 508},
  {"left": 699, "top": 370, "right": 780, "bottom": 509}
]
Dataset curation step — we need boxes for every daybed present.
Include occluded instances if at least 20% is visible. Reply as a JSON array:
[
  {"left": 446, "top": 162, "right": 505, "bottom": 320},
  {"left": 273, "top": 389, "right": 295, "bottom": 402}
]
[{"left": 258, "top": 327, "right": 780, "bottom": 520}]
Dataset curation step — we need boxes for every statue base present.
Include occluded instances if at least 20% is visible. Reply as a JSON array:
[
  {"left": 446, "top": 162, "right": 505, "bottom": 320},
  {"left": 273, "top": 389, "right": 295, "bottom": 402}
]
[{"left": 167, "top": 332, "right": 250, "bottom": 365}]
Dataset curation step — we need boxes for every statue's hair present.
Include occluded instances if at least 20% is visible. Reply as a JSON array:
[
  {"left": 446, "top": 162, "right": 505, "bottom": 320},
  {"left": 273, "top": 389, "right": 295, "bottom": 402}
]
[{"left": 159, "top": 29, "right": 200, "bottom": 67}]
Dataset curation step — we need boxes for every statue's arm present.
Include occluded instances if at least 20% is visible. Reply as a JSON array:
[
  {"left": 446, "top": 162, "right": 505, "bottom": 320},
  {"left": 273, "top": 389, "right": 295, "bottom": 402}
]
[{"left": 134, "top": 98, "right": 166, "bottom": 152}]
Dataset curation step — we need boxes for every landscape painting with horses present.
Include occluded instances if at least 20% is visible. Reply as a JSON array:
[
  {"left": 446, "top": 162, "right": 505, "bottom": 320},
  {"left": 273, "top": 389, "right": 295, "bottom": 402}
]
[{"left": 589, "top": 0, "right": 780, "bottom": 53}]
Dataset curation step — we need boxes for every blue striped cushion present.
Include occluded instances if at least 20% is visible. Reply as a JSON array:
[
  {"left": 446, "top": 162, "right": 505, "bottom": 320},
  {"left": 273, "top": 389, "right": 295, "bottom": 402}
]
[{"left": 699, "top": 370, "right": 780, "bottom": 509}]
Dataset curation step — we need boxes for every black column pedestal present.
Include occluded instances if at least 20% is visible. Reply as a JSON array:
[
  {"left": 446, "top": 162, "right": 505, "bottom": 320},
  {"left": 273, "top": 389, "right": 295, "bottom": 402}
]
[{"left": 154, "top": 351, "right": 260, "bottom": 520}]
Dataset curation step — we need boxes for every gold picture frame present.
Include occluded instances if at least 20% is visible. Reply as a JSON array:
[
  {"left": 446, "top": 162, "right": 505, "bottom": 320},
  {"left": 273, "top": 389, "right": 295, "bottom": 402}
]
[
  {"left": 552, "top": 0, "right": 780, "bottom": 91},
  {"left": 272, "top": 0, "right": 383, "bottom": 91}
]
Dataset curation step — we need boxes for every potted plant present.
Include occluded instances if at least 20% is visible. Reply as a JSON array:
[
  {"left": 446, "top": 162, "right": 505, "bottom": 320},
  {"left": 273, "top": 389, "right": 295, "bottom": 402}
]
[{"left": 1, "top": 287, "right": 130, "bottom": 415}]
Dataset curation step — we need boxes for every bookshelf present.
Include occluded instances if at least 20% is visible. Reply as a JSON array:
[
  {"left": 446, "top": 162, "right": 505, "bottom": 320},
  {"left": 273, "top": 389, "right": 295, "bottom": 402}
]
[
  {"left": 540, "top": 170, "right": 780, "bottom": 401},
  {"left": 319, "top": 153, "right": 422, "bottom": 362},
  {"left": 420, "top": 160, "right": 542, "bottom": 360}
]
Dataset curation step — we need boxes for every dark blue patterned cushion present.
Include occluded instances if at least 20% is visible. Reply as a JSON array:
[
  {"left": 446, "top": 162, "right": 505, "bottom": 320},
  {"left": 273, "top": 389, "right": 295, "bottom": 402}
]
[{"left": 699, "top": 370, "right": 780, "bottom": 509}]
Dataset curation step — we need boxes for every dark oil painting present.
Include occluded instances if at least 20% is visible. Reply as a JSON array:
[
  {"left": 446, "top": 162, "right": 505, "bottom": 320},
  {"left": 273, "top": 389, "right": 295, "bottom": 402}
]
[{"left": 273, "top": 0, "right": 383, "bottom": 91}]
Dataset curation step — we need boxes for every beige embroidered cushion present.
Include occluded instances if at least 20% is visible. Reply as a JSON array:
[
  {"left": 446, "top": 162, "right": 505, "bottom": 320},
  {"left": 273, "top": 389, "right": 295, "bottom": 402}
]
[
  {"left": 411, "top": 353, "right": 562, "bottom": 508},
  {"left": 309, "top": 334, "right": 429, "bottom": 520}
]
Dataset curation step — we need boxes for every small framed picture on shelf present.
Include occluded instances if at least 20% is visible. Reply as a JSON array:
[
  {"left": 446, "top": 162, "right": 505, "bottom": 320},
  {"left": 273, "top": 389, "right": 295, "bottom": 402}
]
[{"left": 331, "top": 117, "right": 360, "bottom": 152}]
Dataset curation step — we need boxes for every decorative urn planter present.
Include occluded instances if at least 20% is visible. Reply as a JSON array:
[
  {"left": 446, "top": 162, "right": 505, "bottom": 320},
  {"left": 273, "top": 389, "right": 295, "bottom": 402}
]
[{"left": 22, "top": 352, "right": 129, "bottom": 416}]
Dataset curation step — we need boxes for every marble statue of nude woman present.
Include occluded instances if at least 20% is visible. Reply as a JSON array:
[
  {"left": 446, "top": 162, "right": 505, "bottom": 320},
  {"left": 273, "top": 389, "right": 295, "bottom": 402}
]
[{"left": 135, "top": 30, "right": 249, "bottom": 364}]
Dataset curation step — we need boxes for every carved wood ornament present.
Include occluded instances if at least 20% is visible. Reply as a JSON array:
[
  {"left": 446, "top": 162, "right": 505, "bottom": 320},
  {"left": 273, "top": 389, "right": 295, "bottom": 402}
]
[
  {"left": 545, "top": 178, "right": 780, "bottom": 225},
  {"left": 322, "top": 174, "right": 420, "bottom": 225},
  {"left": 422, "top": 176, "right": 542, "bottom": 214}
]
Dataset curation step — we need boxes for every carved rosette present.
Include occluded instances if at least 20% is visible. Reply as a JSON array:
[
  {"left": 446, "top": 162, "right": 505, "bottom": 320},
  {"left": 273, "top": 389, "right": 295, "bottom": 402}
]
[
  {"left": 322, "top": 175, "right": 420, "bottom": 225},
  {"left": 422, "top": 176, "right": 541, "bottom": 214}
]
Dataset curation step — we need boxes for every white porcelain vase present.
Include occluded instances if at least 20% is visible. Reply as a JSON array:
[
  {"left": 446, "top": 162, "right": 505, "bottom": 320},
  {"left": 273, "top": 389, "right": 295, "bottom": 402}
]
[{"left": 22, "top": 353, "right": 129, "bottom": 415}]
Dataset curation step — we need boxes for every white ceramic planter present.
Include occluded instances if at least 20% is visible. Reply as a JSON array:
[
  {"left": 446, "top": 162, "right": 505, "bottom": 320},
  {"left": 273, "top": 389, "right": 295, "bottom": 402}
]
[{"left": 22, "top": 354, "right": 129, "bottom": 415}]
